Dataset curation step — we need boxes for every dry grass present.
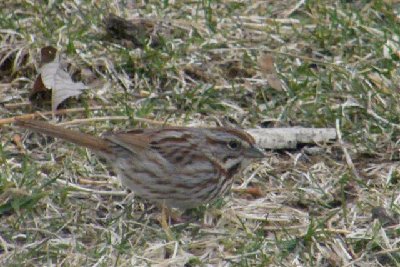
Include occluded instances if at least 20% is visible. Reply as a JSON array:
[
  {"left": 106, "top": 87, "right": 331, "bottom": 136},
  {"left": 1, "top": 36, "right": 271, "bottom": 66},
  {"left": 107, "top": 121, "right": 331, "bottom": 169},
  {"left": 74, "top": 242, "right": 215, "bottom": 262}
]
[{"left": 1, "top": 0, "right": 400, "bottom": 266}]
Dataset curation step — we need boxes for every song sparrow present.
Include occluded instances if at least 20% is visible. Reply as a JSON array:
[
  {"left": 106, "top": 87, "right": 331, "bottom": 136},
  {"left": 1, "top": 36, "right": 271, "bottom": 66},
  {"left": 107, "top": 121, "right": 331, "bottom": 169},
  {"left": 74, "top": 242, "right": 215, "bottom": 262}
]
[{"left": 16, "top": 120, "right": 265, "bottom": 209}]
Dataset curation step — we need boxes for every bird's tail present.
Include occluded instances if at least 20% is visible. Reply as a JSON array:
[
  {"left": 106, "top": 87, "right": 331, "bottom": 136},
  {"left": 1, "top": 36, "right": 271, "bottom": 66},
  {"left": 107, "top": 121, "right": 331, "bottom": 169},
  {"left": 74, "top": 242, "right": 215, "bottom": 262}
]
[{"left": 16, "top": 119, "right": 112, "bottom": 153}]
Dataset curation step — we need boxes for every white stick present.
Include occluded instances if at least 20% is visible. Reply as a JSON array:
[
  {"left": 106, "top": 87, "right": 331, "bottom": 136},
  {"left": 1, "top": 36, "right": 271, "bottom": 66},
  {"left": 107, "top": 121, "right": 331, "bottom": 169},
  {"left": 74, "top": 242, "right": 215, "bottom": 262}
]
[{"left": 246, "top": 128, "right": 336, "bottom": 149}]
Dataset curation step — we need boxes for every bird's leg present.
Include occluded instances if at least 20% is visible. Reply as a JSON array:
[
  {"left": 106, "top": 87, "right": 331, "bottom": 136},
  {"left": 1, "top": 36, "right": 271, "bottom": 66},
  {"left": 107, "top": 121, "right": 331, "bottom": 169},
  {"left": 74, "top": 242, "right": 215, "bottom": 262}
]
[{"left": 158, "top": 203, "right": 174, "bottom": 241}]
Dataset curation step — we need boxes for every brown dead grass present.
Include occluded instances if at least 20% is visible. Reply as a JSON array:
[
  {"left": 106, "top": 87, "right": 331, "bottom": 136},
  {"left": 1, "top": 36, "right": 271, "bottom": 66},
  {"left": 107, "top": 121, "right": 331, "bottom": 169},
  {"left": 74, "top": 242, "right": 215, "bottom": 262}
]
[{"left": 0, "top": 0, "right": 399, "bottom": 266}]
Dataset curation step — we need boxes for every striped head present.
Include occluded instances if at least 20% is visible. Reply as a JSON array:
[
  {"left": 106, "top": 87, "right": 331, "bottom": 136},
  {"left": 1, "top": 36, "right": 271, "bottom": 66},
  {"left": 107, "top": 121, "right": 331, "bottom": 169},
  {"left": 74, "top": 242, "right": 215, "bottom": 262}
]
[{"left": 203, "top": 128, "right": 265, "bottom": 181}]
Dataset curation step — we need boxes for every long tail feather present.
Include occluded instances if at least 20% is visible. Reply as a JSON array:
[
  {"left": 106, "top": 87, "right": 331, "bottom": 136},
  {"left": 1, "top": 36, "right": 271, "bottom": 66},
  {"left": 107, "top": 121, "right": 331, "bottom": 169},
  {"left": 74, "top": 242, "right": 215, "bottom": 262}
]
[{"left": 16, "top": 119, "right": 112, "bottom": 153}]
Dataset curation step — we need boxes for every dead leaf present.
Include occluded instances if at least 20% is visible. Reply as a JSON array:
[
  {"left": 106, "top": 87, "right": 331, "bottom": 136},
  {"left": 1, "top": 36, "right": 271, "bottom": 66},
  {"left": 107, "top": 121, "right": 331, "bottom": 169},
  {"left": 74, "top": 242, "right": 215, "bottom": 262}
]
[
  {"left": 184, "top": 64, "right": 211, "bottom": 82},
  {"left": 244, "top": 187, "right": 264, "bottom": 197},
  {"left": 104, "top": 14, "right": 159, "bottom": 48},
  {"left": 258, "top": 53, "right": 275, "bottom": 74},
  {"left": 39, "top": 59, "right": 88, "bottom": 111},
  {"left": 30, "top": 46, "right": 88, "bottom": 110},
  {"left": 30, "top": 46, "right": 57, "bottom": 101},
  {"left": 12, "top": 134, "right": 25, "bottom": 152},
  {"left": 258, "top": 53, "right": 283, "bottom": 91},
  {"left": 233, "top": 187, "right": 264, "bottom": 198},
  {"left": 371, "top": 207, "right": 398, "bottom": 226},
  {"left": 40, "top": 46, "right": 57, "bottom": 65},
  {"left": 140, "top": 90, "right": 151, "bottom": 97},
  {"left": 221, "top": 60, "right": 256, "bottom": 79},
  {"left": 30, "top": 73, "right": 50, "bottom": 102},
  {"left": 266, "top": 75, "right": 283, "bottom": 91},
  {"left": 368, "top": 72, "right": 392, "bottom": 93}
]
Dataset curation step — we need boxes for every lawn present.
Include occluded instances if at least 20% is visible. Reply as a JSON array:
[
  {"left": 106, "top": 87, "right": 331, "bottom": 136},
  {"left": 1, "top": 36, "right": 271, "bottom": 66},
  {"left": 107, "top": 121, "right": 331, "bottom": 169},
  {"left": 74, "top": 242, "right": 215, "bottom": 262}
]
[{"left": 0, "top": 1, "right": 399, "bottom": 266}]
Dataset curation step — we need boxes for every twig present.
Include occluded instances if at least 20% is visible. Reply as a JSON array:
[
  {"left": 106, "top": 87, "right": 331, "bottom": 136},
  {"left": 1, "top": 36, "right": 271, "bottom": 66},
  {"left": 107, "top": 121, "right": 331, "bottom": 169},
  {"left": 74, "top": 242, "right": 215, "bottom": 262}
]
[
  {"left": 3, "top": 102, "right": 31, "bottom": 109},
  {"left": 78, "top": 177, "right": 111, "bottom": 186},
  {"left": 374, "top": 247, "right": 400, "bottom": 255},
  {"left": 367, "top": 108, "right": 400, "bottom": 130},
  {"left": 0, "top": 235, "right": 14, "bottom": 253},
  {"left": 58, "top": 116, "right": 165, "bottom": 126},
  {"left": 0, "top": 106, "right": 117, "bottom": 125},
  {"left": 209, "top": 47, "right": 348, "bottom": 73},
  {"left": 336, "top": 119, "right": 362, "bottom": 180},
  {"left": 247, "top": 127, "right": 336, "bottom": 149},
  {"left": 56, "top": 179, "right": 128, "bottom": 196},
  {"left": 282, "top": 0, "right": 306, "bottom": 18},
  {"left": 0, "top": 106, "right": 165, "bottom": 126},
  {"left": 366, "top": 91, "right": 400, "bottom": 129},
  {"left": 325, "top": 228, "right": 352, "bottom": 235},
  {"left": 237, "top": 165, "right": 265, "bottom": 189}
]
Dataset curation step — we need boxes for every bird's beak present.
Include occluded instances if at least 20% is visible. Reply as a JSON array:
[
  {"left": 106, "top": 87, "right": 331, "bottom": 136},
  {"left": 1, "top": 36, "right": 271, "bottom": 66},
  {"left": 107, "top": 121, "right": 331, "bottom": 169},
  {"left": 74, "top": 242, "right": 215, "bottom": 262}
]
[{"left": 245, "top": 145, "right": 266, "bottom": 158}]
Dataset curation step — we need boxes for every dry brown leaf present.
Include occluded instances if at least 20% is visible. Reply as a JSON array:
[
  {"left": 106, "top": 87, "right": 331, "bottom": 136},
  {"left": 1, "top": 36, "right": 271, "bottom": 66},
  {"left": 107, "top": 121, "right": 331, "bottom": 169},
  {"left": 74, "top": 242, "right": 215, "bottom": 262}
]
[
  {"left": 233, "top": 187, "right": 264, "bottom": 198},
  {"left": 266, "top": 75, "right": 284, "bottom": 91},
  {"left": 371, "top": 207, "right": 398, "bottom": 226},
  {"left": 368, "top": 72, "right": 392, "bottom": 93},
  {"left": 258, "top": 53, "right": 275, "bottom": 74},
  {"left": 244, "top": 187, "right": 264, "bottom": 197},
  {"left": 40, "top": 57, "right": 87, "bottom": 111},
  {"left": 30, "top": 46, "right": 88, "bottom": 110},
  {"left": 40, "top": 46, "right": 57, "bottom": 65},
  {"left": 258, "top": 53, "right": 283, "bottom": 91},
  {"left": 30, "top": 46, "right": 58, "bottom": 101},
  {"left": 30, "top": 73, "right": 48, "bottom": 100},
  {"left": 12, "top": 133, "right": 25, "bottom": 152},
  {"left": 104, "top": 14, "right": 159, "bottom": 48}
]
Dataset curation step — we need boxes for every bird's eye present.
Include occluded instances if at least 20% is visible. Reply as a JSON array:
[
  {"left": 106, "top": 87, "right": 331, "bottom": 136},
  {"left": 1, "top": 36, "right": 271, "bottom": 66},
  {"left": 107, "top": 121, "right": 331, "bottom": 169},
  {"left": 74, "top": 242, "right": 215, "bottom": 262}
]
[{"left": 227, "top": 139, "right": 241, "bottom": 150}]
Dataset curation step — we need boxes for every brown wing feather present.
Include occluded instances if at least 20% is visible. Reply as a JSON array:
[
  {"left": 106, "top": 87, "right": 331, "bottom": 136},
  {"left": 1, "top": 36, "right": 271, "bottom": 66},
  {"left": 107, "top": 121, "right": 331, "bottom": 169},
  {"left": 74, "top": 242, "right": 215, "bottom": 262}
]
[
  {"left": 105, "top": 132, "right": 150, "bottom": 153},
  {"left": 106, "top": 127, "right": 193, "bottom": 154}
]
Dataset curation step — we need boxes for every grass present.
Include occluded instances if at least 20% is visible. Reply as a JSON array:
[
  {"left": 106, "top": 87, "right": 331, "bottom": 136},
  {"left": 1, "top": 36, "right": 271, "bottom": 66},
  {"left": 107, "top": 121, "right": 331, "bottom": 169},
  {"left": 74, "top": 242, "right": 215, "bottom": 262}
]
[{"left": 1, "top": 0, "right": 400, "bottom": 266}]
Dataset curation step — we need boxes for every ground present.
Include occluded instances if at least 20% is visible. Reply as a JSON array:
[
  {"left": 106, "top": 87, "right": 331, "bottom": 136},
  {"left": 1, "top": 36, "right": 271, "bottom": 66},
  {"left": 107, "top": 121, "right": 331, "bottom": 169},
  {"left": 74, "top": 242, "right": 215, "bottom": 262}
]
[{"left": 0, "top": 1, "right": 399, "bottom": 266}]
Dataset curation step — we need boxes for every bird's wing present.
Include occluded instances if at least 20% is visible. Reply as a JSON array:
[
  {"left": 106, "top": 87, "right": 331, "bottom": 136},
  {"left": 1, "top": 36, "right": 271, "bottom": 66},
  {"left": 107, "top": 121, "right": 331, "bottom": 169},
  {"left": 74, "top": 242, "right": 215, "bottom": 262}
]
[{"left": 104, "top": 129, "right": 151, "bottom": 153}]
